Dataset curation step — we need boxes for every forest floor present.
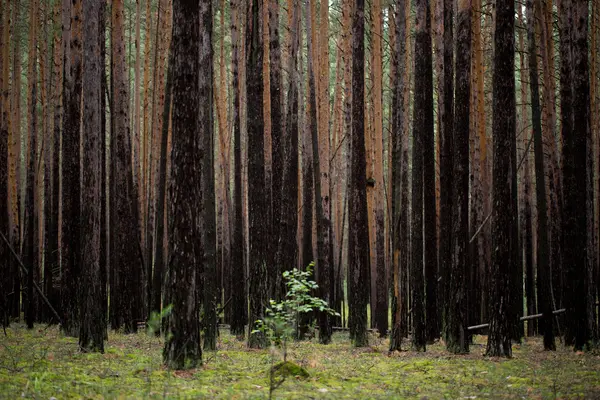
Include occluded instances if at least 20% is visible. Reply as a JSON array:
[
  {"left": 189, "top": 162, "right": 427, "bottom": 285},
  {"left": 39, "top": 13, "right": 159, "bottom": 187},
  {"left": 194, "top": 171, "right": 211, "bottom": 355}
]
[{"left": 1, "top": 324, "right": 600, "bottom": 399}]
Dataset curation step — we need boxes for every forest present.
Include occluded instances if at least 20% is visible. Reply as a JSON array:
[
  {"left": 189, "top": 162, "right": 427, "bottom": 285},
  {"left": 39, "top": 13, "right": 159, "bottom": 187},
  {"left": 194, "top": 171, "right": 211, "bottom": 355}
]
[{"left": 0, "top": 0, "right": 600, "bottom": 397}]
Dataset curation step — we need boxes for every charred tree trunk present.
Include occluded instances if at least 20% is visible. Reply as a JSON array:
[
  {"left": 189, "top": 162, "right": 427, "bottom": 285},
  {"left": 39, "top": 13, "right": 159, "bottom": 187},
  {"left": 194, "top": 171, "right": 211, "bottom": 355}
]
[
  {"left": 447, "top": 0, "right": 470, "bottom": 354},
  {"left": 79, "top": 0, "right": 104, "bottom": 353},
  {"left": 349, "top": 0, "right": 369, "bottom": 347},
  {"left": 439, "top": 0, "right": 454, "bottom": 342},
  {"left": 247, "top": 0, "right": 268, "bottom": 349},
  {"left": 411, "top": 0, "right": 430, "bottom": 351},
  {"left": 487, "top": 0, "right": 515, "bottom": 358},
  {"left": 563, "top": 0, "right": 590, "bottom": 351},
  {"left": 163, "top": 0, "right": 202, "bottom": 370},
  {"left": 62, "top": 0, "right": 82, "bottom": 337},
  {"left": 199, "top": 0, "right": 217, "bottom": 351}
]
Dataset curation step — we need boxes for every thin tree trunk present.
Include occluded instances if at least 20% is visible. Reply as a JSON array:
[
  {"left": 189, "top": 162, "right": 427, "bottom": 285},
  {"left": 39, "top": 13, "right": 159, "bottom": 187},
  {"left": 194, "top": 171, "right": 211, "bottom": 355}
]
[
  {"left": 112, "top": 0, "right": 142, "bottom": 334},
  {"left": 439, "top": 0, "right": 454, "bottom": 341},
  {"left": 527, "top": 0, "right": 555, "bottom": 350},
  {"left": 230, "top": 0, "right": 247, "bottom": 337},
  {"left": 199, "top": 0, "right": 217, "bottom": 351},
  {"left": 371, "top": 0, "right": 388, "bottom": 339},
  {"left": 0, "top": 0, "right": 8, "bottom": 328},
  {"left": 447, "top": 0, "right": 470, "bottom": 354},
  {"left": 390, "top": 0, "right": 407, "bottom": 352},
  {"left": 8, "top": 0, "right": 21, "bottom": 321},
  {"left": 24, "top": 0, "right": 39, "bottom": 329}
]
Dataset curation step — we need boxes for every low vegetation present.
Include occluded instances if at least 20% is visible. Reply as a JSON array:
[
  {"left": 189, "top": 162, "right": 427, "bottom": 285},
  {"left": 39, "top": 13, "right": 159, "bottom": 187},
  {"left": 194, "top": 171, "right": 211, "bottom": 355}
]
[{"left": 1, "top": 325, "right": 599, "bottom": 399}]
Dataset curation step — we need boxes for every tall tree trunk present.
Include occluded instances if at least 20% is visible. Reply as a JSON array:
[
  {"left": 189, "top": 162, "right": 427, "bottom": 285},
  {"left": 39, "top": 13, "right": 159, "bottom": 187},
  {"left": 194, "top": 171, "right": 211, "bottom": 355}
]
[
  {"left": 270, "top": 0, "right": 284, "bottom": 301},
  {"left": 163, "top": 0, "right": 202, "bottom": 370},
  {"left": 349, "top": 0, "right": 369, "bottom": 347},
  {"left": 439, "top": 0, "right": 454, "bottom": 342},
  {"left": 563, "top": 0, "right": 590, "bottom": 351},
  {"left": 487, "top": 0, "right": 515, "bottom": 358},
  {"left": 411, "top": 0, "right": 431, "bottom": 352},
  {"left": 152, "top": 49, "right": 174, "bottom": 324},
  {"left": 111, "top": 0, "right": 142, "bottom": 334},
  {"left": 133, "top": 0, "right": 142, "bottom": 238},
  {"left": 276, "top": 0, "right": 300, "bottom": 321},
  {"left": 24, "top": 0, "right": 39, "bottom": 329},
  {"left": 8, "top": 0, "right": 21, "bottom": 321},
  {"left": 247, "top": 0, "right": 268, "bottom": 349},
  {"left": 79, "top": 0, "right": 104, "bottom": 353},
  {"left": 447, "top": 0, "right": 470, "bottom": 354},
  {"left": 390, "top": 0, "right": 407, "bottom": 352},
  {"left": 0, "top": 0, "right": 8, "bottom": 328},
  {"left": 527, "top": 0, "right": 555, "bottom": 350},
  {"left": 304, "top": 0, "right": 332, "bottom": 344},
  {"left": 371, "top": 0, "right": 388, "bottom": 339},
  {"left": 230, "top": 0, "right": 247, "bottom": 337},
  {"left": 200, "top": 0, "right": 217, "bottom": 351},
  {"left": 299, "top": 0, "right": 314, "bottom": 340},
  {"left": 61, "top": 0, "right": 82, "bottom": 337}
]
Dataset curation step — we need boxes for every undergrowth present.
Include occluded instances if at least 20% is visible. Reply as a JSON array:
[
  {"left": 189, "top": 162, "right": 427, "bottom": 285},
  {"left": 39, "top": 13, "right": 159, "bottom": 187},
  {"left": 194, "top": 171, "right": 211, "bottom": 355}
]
[{"left": 1, "top": 324, "right": 599, "bottom": 399}]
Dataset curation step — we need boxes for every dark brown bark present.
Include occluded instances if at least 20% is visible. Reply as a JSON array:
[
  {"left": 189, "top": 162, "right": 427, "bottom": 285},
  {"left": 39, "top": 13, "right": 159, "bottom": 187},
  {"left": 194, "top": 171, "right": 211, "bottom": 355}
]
[
  {"left": 349, "top": 0, "right": 369, "bottom": 347},
  {"left": 270, "top": 0, "right": 284, "bottom": 301},
  {"left": 230, "top": 0, "right": 247, "bottom": 337},
  {"left": 99, "top": 0, "right": 107, "bottom": 336},
  {"left": 389, "top": 0, "right": 406, "bottom": 352},
  {"left": 199, "top": 0, "right": 217, "bottom": 351},
  {"left": 275, "top": 0, "right": 299, "bottom": 309},
  {"left": 421, "top": 0, "right": 437, "bottom": 345},
  {"left": 411, "top": 0, "right": 430, "bottom": 352},
  {"left": 24, "top": 0, "right": 39, "bottom": 329},
  {"left": 446, "top": 0, "right": 470, "bottom": 354},
  {"left": 61, "top": 0, "right": 82, "bottom": 337},
  {"left": 0, "top": 0, "right": 8, "bottom": 329},
  {"left": 487, "top": 0, "right": 515, "bottom": 358},
  {"left": 111, "top": 0, "right": 142, "bottom": 333},
  {"left": 79, "top": 0, "right": 104, "bottom": 353},
  {"left": 163, "top": 0, "right": 202, "bottom": 370},
  {"left": 8, "top": 0, "right": 22, "bottom": 321},
  {"left": 528, "top": 0, "right": 555, "bottom": 350},
  {"left": 152, "top": 49, "right": 174, "bottom": 322},
  {"left": 304, "top": 0, "right": 332, "bottom": 345},
  {"left": 246, "top": 0, "right": 268, "bottom": 349},
  {"left": 563, "top": 0, "right": 590, "bottom": 351},
  {"left": 439, "top": 0, "right": 454, "bottom": 342}
]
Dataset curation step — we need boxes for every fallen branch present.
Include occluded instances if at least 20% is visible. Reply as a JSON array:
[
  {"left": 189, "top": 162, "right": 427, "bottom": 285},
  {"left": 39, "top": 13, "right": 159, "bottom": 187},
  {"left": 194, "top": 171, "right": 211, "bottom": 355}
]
[{"left": 468, "top": 308, "right": 566, "bottom": 331}]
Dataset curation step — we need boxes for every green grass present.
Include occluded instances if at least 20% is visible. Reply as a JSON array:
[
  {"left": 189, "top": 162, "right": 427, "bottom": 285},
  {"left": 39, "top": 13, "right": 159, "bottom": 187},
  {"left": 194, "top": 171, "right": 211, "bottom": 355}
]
[{"left": 1, "top": 324, "right": 599, "bottom": 399}]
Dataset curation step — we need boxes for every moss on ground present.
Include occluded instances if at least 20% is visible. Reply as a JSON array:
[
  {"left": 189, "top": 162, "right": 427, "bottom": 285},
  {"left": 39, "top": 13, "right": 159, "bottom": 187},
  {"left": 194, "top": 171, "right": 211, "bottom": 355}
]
[{"left": 1, "top": 324, "right": 599, "bottom": 399}]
